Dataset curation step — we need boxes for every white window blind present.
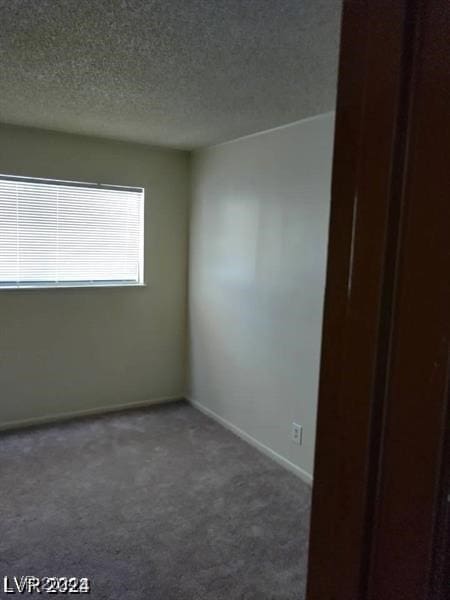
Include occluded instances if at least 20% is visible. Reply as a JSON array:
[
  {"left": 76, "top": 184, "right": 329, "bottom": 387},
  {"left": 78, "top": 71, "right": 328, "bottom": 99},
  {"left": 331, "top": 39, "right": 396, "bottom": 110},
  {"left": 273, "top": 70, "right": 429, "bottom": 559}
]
[{"left": 0, "top": 175, "right": 144, "bottom": 288}]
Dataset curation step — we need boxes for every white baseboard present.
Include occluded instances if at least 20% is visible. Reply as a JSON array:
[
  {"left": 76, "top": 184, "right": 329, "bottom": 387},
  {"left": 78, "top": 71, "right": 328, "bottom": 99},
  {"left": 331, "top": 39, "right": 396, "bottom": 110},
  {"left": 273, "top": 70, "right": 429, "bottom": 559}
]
[
  {"left": 0, "top": 395, "right": 183, "bottom": 432},
  {"left": 188, "top": 397, "right": 313, "bottom": 486}
]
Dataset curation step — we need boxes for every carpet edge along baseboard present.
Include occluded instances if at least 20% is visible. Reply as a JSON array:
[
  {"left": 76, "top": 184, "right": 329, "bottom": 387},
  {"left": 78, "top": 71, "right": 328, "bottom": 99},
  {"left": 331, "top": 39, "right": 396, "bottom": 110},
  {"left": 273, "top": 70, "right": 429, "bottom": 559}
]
[
  {"left": 187, "top": 397, "right": 313, "bottom": 486},
  {"left": 0, "top": 395, "right": 183, "bottom": 433}
]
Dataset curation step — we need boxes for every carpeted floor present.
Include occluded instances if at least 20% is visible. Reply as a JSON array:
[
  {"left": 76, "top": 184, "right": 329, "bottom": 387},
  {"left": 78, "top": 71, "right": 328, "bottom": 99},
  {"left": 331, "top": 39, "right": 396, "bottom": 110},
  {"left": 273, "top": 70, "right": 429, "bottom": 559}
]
[{"left": 0, "top": 401, "right": 311, "bottom": 599}]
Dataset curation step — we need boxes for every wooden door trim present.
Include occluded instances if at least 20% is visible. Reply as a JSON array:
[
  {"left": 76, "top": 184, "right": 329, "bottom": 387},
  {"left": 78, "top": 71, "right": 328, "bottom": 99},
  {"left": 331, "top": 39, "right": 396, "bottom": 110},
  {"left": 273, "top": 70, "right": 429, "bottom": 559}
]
[
  {"left": 366, "top": 1, "right": 450, "bottom": 597},
  {"left": 305, "top": 1, "right": 450, "bottom": 598}
]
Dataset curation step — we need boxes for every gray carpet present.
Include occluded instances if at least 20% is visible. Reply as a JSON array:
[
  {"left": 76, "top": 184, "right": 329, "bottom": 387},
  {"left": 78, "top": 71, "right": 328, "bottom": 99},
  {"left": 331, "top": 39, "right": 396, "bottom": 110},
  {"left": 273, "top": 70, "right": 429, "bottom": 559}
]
[{"left": 0, "top": 401, "right": 311, "bottom": 599}]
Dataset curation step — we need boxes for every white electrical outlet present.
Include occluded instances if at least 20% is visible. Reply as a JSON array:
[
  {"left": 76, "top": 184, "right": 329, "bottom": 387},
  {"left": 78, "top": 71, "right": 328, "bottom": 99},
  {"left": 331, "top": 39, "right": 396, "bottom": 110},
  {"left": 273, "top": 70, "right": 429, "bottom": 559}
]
[{"left": 291, "top": 422, "right": 303, "bottom": 445}]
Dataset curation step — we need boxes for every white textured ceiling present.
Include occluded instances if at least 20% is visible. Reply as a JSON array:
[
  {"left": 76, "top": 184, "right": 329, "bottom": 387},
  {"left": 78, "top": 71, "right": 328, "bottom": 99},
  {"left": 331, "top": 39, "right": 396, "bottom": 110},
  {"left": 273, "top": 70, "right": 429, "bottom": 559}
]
[{"left": 0, "top": 1, "right": 341, "bottom": 149}]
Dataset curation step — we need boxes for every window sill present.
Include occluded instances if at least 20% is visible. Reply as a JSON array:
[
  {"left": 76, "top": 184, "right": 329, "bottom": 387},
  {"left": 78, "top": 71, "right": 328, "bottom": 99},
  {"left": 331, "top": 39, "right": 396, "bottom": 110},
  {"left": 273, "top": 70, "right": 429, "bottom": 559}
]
[{"left": 0, "top": 283, "right": 147, "bottom": 291}]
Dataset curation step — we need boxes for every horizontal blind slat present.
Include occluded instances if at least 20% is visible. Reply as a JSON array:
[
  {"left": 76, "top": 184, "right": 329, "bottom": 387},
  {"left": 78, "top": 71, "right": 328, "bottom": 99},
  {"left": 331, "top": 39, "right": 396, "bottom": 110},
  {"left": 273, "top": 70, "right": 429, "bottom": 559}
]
[{"left": 0, "top": 177, "right": 144, "bottom": 286}]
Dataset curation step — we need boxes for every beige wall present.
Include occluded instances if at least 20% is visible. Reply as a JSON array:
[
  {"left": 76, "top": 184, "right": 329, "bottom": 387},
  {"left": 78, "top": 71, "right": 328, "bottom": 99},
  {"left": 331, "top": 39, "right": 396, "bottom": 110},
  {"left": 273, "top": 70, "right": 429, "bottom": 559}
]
[
  {"left": 0, "top": 124, "right": 190, "bottom": 426},
  {"left": 188, "top": 113, "right": 335, "bottom": 481}
]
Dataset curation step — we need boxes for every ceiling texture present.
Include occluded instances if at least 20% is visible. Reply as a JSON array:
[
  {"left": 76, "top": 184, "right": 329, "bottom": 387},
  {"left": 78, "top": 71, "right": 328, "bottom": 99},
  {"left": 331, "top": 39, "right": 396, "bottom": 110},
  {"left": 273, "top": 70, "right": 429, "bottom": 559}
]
[{"left": 0, "top": 0, "right": 341, "bottom": 149}]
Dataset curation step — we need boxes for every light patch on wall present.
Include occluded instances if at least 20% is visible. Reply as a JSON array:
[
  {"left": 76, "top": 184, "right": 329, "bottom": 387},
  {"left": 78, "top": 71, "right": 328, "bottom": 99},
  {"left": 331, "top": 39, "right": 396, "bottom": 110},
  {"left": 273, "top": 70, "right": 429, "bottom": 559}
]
[{"left": 216, "top": 197, "right": 260, "bottom": 284}]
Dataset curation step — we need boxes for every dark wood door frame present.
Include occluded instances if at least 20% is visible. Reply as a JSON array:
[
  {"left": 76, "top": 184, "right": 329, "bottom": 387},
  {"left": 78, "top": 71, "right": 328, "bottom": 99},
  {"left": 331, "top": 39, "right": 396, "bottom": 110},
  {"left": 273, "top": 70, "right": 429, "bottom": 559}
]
[{"left": 306, "top": 1, "right": 450, "bottom": 599}]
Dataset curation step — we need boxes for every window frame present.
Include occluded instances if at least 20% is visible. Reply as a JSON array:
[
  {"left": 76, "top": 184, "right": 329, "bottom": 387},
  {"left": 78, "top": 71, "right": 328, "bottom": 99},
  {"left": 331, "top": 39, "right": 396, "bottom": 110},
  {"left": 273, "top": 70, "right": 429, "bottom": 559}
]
[{"left": 0, "top": 173, "right": 146, "bottom": 290}]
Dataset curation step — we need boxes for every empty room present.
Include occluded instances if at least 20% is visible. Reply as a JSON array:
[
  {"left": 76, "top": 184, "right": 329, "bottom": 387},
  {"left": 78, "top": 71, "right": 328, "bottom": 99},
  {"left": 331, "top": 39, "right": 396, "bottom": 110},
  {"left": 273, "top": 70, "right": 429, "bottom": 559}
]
[
  {"left": 3, "top": 1, "right": 447, "bottom": 599},
  {"left": 1, "top": 1, "right": 340, "bottom": 597}
]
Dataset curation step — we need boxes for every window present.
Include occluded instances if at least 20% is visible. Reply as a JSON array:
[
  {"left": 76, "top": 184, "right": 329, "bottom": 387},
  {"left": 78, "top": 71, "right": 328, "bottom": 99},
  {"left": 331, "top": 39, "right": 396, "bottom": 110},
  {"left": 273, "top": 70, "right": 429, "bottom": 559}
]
[{"left": 0, "top": 174, "right": 144, "bottom": 289}]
